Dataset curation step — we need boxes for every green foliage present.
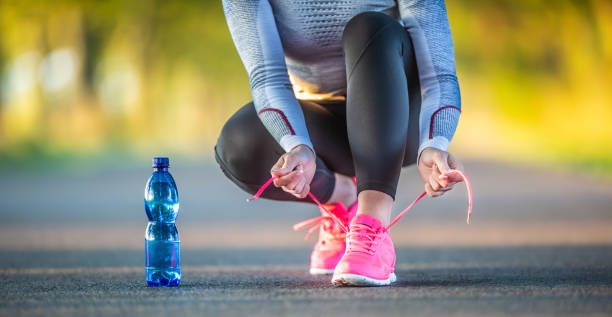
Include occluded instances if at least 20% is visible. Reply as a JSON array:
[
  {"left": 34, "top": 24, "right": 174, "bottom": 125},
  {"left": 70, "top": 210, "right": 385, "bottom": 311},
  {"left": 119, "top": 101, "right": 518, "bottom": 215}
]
[{"left": 0, "top": 0, "right": 610, "bottom": 176}]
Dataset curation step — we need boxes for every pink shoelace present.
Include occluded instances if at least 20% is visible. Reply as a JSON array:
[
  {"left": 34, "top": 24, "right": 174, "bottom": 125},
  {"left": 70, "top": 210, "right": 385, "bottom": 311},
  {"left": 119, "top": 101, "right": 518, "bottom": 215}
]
[
  {"left": 291, "top": 214, "right": 345, "bottom": 241},
  {"left": 246, "top": 169, "right": 473, "bottom": 235},
  {"left": 346, "top": 223, "right": 380, "bottom": 255},
  {"left": 246, "top": 176, "right": 350, "bottom": 236}
]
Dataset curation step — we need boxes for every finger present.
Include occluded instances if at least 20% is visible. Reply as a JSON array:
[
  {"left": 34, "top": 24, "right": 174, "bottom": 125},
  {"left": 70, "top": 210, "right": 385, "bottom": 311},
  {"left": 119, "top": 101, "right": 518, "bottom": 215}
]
[
  {"left": 440, "top": 153, "right": 464, "bottom": 183},
  {"left": 289, "top": 184, "right": 307, "bottom": 199},
  {"left": 271, "top": 154, "right": 298, "bottom": 177},
  {"left": 271, "top": 156, "right": 287, "bottom": 176},
  {"left": 284, "top": 173, "right": 303, "bottom": 191},
  {"left": 434, "top": 151, "right": 451, "bottom": 175},
  {"left": 277, "top": 174, "right": 300, "bottom": 189},
  {"left": 294, "top": 180, "right": 306, "bottom": 194},
  {"left": 425, "top": 183, "right": 439, "bottom": 197},
  {"left": 438, "top": 173, "right": 451, "bottom": 188},
  {"left": 433, "top": 182, "right": 454, "bottom": 192},
  {"left": 286, "top": 183, "right": 307, "bottom": 199},
  {"left": 273, "top": 166, "right": 300, "bottom": 187},
  {"left": 281, "top": 154, "right": 298, "bottom": 170},
  {"left": 285, "top": 188, "right": 299, "bottom": 197},
  {"left": 440, "top": 170, "right": 463, "bottom": 183},
  {"left": 276, "top": 170, "right": 301, "bottom": 187},
  {"left": 292, "top": 184, "right": 309, "bottom": 199},
  {"left": 437, "top": 185, "right": 453, "bottom": 192},
  {"left": 431, "top": 163, "right": 450, "bottom": 188},
  {"left": 271, "top": 166, "right": 292, "bottom": 182},
  {"left": 439, "top": 172, "right": 459, "bottom": 187},
  {"left": 273, "top": 169, "right": 294, "bottom": 187},
  {"left": 429, "top": 174, "right": 442, "bottom": 191}
]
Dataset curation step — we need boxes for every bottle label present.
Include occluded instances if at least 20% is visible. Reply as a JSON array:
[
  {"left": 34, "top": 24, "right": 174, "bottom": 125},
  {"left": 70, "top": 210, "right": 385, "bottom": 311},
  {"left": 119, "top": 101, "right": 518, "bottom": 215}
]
[{"left": 145, "top": 239, "right": 180, "bottom": 269}]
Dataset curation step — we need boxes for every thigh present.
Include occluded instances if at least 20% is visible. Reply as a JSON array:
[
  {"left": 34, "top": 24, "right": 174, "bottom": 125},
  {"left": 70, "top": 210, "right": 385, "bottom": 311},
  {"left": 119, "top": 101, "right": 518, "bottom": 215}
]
[
  {"left": 215, "top": 102, "right": 284, "bottom": 189},
  {"left": 301, "top": 99, "right": 354, "bottom": 176},
  {"left": 215, "top": 100, "right": 355, "bottom": 186}
]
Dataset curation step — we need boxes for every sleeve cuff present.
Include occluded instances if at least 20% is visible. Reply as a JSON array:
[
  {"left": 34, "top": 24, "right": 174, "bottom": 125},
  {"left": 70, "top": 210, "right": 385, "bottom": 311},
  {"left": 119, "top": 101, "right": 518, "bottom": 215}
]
[
  {"left": 417, "top": 136, "right": 450, "bottom": 165},
  {"left": 279, "top": 135, "right": 315, "bottom": 155}
]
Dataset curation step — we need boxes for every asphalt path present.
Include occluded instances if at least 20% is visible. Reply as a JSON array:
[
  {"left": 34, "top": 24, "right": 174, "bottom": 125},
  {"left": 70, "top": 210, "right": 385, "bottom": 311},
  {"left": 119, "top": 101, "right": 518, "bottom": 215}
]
[
  {"left": 1, "top": 246, "right": 611, "bottom": 316},
  {"left": 0, "top": 160, "right": 611, "bottom": 316}
]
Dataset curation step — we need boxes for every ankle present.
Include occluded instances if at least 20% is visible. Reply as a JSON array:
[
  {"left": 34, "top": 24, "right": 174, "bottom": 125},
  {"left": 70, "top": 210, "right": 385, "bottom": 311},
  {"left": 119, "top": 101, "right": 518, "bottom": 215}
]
[
  {"left": 327, "top": 173, "right": 357, "bottom": 207},
  {"left": 355, "top": 190, "right": 393, "bottom": 227}
]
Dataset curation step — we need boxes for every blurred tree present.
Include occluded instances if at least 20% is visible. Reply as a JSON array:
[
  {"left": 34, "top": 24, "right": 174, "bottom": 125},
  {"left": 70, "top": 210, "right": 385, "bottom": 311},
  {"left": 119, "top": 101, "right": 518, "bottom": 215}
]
[{"left": 0, "top": 0, "right": 610, "bottom": 174}]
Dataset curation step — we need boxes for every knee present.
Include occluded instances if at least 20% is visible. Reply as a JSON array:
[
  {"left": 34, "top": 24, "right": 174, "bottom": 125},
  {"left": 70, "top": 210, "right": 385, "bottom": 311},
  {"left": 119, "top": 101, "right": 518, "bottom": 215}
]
[{"left": 342, "top": 11, "right": 405, "bottom": 50}]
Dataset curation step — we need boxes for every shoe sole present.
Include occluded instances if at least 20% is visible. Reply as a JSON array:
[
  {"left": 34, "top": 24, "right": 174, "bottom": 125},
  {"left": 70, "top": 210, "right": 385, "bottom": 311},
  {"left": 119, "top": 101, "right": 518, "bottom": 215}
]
[
  {"left": 309, "top": 268, "right": 335, "bottom": 275},
  {"left": 331, "top": 273, "right": 397, "bottom": 286}
]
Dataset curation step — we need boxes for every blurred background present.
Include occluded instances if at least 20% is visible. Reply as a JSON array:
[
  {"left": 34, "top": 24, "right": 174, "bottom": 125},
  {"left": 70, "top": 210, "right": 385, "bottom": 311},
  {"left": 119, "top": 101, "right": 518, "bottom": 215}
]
[
  {"left": 1, "top": 0, "right": 611, "bottom": 172},
  {"left": 2, "top": 2, "right": 612, "bottom": 315},
  {"left": 0, "top": 0, "right": 611, "bottom": 247}
]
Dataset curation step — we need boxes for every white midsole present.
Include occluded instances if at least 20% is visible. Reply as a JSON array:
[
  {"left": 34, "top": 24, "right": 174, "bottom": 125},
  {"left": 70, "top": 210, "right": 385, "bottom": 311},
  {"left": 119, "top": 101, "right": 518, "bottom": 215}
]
[
  {"left": 331, "top": 273, "right": 397, "bottom": 286},
  {"left": 309, "top": 267, "right": 335, "bottom": 275}
]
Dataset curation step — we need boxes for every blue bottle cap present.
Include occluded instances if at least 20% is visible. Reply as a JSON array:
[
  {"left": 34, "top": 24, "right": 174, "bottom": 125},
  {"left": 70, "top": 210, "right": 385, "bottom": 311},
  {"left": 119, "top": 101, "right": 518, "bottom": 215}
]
[{"left": 152, "top": 157, "right": 169, "bottom": 168}]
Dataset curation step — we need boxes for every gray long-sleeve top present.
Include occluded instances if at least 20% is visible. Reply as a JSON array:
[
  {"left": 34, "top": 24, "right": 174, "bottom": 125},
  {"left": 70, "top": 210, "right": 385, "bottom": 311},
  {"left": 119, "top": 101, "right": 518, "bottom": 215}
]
[{"left": 222, "top": 0, "right": 461, "bottom": 158}]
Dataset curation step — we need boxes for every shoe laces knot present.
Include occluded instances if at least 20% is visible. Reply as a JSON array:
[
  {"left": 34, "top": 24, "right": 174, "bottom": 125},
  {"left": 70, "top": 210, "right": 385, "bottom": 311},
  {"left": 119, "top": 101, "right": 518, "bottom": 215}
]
[
  {"left": 346, "top": 223, "right": 383, "bottom": 256},
  {"left": 292, "top": 207, "right": 347, "bottom": 241}
]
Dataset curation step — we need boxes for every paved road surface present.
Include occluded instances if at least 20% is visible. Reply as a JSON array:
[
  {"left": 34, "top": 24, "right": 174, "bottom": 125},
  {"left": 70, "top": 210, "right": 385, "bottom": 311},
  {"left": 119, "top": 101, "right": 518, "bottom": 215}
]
[{"left": 0, "top": 160, "right": 611, "bottom": 316}]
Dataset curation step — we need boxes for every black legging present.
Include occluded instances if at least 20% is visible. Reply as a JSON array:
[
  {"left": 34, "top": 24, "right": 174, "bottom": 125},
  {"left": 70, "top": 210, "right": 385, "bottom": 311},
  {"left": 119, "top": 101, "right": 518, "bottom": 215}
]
[{"left": 215, "top": 11, "right": 421, "bottom": 204}]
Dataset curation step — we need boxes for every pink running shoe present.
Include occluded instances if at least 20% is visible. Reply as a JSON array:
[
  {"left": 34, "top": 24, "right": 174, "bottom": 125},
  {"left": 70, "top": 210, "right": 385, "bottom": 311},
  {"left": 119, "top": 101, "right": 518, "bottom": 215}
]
[
  {"left": 246, "top": 171, "right": 473, "bottom": 286},
  {"left": 331, "top": 214, "right": 397, "bottom": 286},
  {"left": 294, "top": 202, "right": 357, "bottom": 275}
]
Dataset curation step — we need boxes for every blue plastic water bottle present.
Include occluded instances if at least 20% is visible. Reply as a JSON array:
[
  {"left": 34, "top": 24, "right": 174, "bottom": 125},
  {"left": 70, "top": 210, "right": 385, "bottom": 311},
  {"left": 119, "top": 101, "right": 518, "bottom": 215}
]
[{"left": 144, "top": 157, "right": 180, "bottom": 287}]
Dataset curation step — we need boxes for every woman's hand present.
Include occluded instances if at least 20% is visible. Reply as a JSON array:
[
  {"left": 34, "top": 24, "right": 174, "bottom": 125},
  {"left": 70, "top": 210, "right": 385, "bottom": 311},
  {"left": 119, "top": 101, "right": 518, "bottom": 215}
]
[
  {"left": 270, "top": 145, "right": 316, "bottom": 199},
  {"left": 418, "top": 147, "right": 464, "bottom": 197}
]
